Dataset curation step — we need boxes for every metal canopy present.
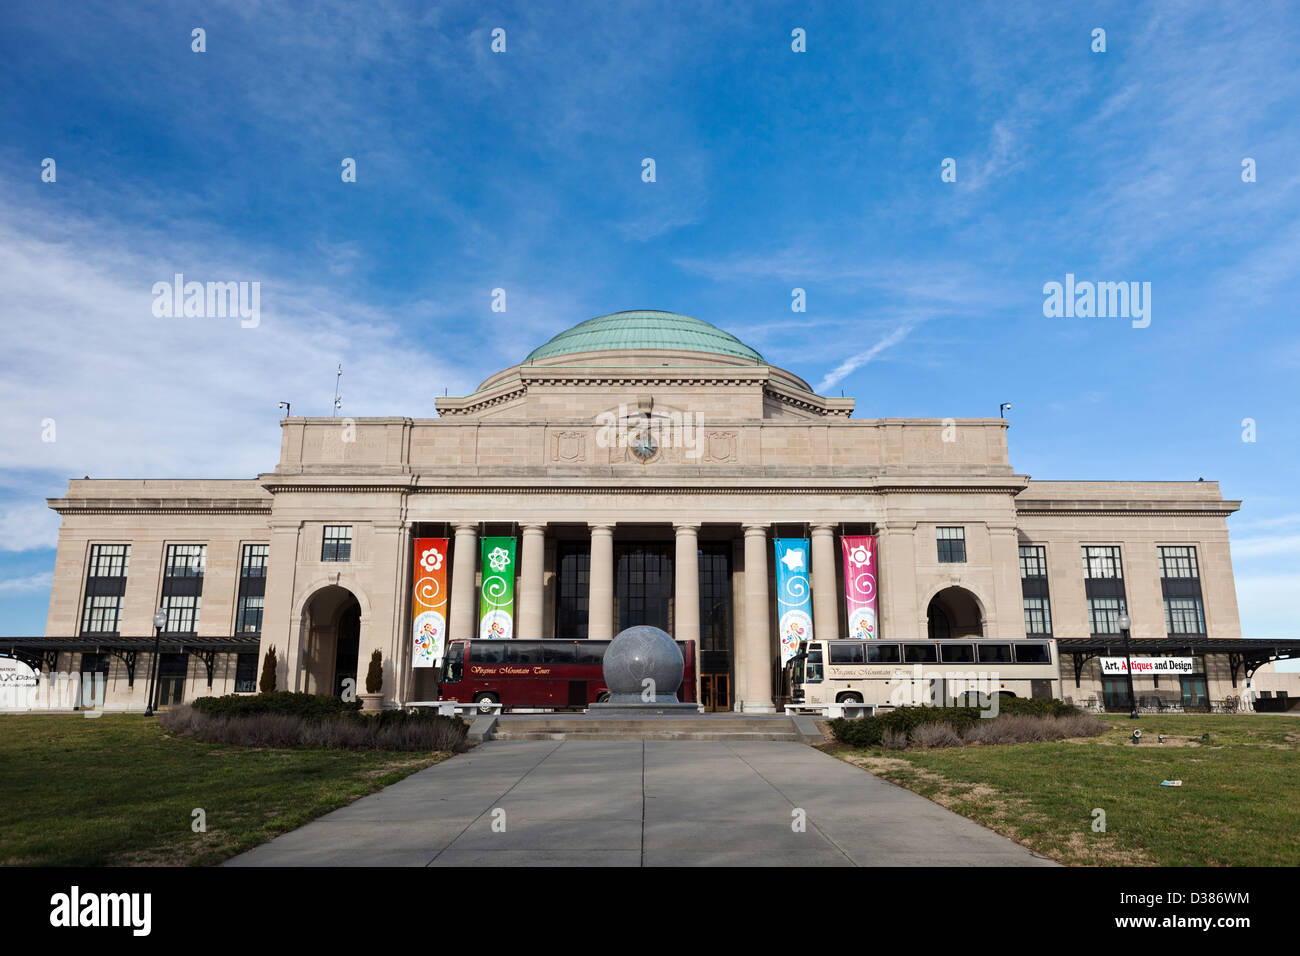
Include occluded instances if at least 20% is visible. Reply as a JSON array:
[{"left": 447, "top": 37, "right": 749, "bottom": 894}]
[{"left": 1055, "top": 637, "right": 1300, "bottom": 688}]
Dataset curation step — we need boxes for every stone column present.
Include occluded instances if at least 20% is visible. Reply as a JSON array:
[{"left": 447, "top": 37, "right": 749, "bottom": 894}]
[
  {"left": 811, "top": 523, "right": 839, "bottom": 641},
  {"left": 588, "top": 523, "right": 615, "bottom": 640},
  {"left": 674, "top": 522, "right": 701, "bottom": 705},
  {"left": 519, "top": 523, "right": 546, "bottom": 639},
  {"left": 742, "top": 523, "right": 775, "bottom": 713},
  {"left": 449, "top": 523, "right": 478, "bottom": 640}
]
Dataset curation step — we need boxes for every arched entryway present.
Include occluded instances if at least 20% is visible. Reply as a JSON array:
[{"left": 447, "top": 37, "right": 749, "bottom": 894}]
[
  {"left": 301, "top": 585, "right": 362, "bottom": 697},
  {"left": 926, "top": 586, "right": 984, "bottom": 639}
]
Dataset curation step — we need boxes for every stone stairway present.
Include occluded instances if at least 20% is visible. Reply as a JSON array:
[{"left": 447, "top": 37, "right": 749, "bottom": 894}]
[{"left": 478, "top": 713, "right": 824, "bottom": 743}]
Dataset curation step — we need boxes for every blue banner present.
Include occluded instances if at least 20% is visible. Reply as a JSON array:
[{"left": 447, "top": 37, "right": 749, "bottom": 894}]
[{"left": 774, "top": 537, "right": 814, "bottom": 664}]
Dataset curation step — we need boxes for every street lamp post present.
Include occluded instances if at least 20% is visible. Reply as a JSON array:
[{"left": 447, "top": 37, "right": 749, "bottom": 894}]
[
  {"left": 1118, "top": 611, "right": 1138, "bottom": 719},
  {"left": 144, "top": 608, "right": 167, "bottom": 717}
]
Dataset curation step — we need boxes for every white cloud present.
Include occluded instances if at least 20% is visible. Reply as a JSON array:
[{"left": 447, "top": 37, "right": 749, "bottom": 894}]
[
  {"left": 0, "top": 571, "right": 53, "bottom": 594},
  {"left": 817, "top": 321, "right": 917, "bottom": 392}
]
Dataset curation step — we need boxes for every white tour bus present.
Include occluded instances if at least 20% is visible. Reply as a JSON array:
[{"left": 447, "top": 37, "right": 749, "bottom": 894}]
[{"left": 783, "top": 638, "right": 1061, "bottom": 710}]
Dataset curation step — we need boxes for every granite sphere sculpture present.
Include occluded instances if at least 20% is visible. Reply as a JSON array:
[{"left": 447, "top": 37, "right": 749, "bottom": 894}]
[{"left": 602, "top": 625, "right": 684, "bottom": 704}]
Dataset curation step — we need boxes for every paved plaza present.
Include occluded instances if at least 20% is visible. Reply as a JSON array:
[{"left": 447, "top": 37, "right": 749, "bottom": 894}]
[{"left": 225, "top": 740, "right": 1056, "bottom": 867}]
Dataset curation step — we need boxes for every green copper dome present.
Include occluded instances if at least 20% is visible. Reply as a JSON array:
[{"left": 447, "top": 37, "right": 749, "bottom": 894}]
[{"left": 524, "top": 310, "right": 765, "bottom": 363}]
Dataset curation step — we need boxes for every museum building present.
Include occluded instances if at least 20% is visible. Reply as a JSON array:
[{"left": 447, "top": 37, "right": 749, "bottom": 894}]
[{"left": 14, "top": 311, "right": 1296, "bottom": 714}]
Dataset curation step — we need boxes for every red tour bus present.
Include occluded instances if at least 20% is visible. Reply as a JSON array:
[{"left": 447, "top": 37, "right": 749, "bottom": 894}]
[{"left": 439, "top": 639, "right": 697, "bottom": 712}]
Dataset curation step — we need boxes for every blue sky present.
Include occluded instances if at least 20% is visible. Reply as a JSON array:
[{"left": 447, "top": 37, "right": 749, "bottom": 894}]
[{"left": 1, "top": 0, "right": 1297, "bottom": 650}]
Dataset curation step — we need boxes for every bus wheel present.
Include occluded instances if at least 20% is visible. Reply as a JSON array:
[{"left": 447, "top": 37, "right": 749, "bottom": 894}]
[
  {"left": 472, "top": 692, "right": 499, "bottom": 714},
  {"left": 595, "top": 692, "right": 611, "bottom": 704},
  {"left": 837, "top": 692, "right": 863, "bottom": 704}
]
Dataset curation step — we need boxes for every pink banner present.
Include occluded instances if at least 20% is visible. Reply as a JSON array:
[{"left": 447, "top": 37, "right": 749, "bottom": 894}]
[{"left": 841, "top": 535, "right": 878, "bottom": 640}]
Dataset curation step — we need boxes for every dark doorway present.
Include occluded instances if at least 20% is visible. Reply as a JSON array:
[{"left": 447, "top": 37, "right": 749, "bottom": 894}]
[
  {"left": 334, "top": 603, "right": 360, "bottom": 698},
  {"left": 699, "top": 543, "right": 734, "bottom": 711}
]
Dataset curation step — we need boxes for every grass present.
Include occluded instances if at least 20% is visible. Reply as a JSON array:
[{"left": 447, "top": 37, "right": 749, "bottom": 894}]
[
  {"left": 0, "top": 714, "right": 451, "bottom": 866},
  {"left": 827, "top": 714, "right": 1300, "bottom": 866}
]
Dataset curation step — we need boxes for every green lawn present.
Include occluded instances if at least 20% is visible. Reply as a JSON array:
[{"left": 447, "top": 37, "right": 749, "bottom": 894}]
[
  {"left": 0, "top": 715, "right": 450, "bottom": 866},
  {"left": 830, "top": 714, "right": 1300, "bottom": 866}
]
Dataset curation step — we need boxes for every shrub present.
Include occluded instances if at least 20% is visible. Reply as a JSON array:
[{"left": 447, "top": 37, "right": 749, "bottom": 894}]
[
  {"left": 996, "top": 697, "right": 1081, "bottom": 718},
  {"left": 911, "top": 723, "right": 963, "bottom": 749},
  {"left": 881, "top": 728, "right": 909, "bottom": 750},
  {"left": 259, "top": 646, "right": 277, "bottom": 694},
  {"left": 365, "top": 649, "right": 383, "bottom": 694},
  {"left": 830, "top": 700, "right": 1100, "bottom": 749},
  {"left": 160, "top": 704, "right": 468, "bottom": 752},
  {"left": 191, "top": 691, "right": 360, "bottom": 720}
]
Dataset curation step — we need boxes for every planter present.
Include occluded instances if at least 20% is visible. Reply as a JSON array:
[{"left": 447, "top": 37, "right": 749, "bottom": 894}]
[{"left": 360, "top": 693, "right": 384, "bottom": 714}]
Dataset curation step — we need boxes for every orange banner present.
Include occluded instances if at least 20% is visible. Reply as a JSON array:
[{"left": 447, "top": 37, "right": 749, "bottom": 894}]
[{"left": 412, "top": 537, "right": 448, "bottom": 667}]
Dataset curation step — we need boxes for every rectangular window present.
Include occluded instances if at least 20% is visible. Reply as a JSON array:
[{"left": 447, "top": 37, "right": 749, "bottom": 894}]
[
  {"left": 1164, "top": 597, "right": 1206, "bottom": 636},
  {"left": 555, "top": 542, "right": 590, "bottom": 639},
  {"left": 234, "top": 652, "right": 258, "bottom": 693},
  {"left": 161, "top": 544, "right": 206, "bottom": 635},
  {"left": 1018, "top": 545, "right": 1047, "bottom": 578},
  {"left": 866, "top": 644, "right": 900, "bottom": 664},
  {"left": 236, "top": 544, "right": 269, "bottom": 635},
  {"left": 903, "top": 644, "right": 938, "bottom": 664},
  {"left": 830, "top": 643, "right": 864, "bottom": 664},
  {"left": 1014, "top": 643, "right": 1051, "bottom": 664},
  {"left": 1023, "top": 597, "right": 1053, "bottom": 636},
  {"left": 1158, "top": 546, "right": 1199, "bottom": 579},
  {"left": 81, "top": 544, "right": 130, "bottom": 636},
  {"left": 321, "top": 526, "right": 352, "bottom": 562},
  {"left": 936, "top": 527, "right": 966, "bottom": 564},
  {"left": 1082, "top": 546, "right": 1123, "bottom": 579},
  {"left": 977, "top": 643, "right": 1013, "bottom": 664},
  {"left": 1088, "top": 596, "right": 1128, "bottom": 635}
]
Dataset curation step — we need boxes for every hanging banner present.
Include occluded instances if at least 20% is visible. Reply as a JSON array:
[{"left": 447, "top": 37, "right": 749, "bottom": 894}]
[
  {"left": 479, "top": 536, "right": 517, "bottom": 639},
  {"left": 411, "top": 537, "right": 448, "bottom": 668},
  {"left": 774, "top": 538, "right": 814, "bottom": 665},
  {"left": 841, "top": 535, "right": 878, "bottom": 640}
]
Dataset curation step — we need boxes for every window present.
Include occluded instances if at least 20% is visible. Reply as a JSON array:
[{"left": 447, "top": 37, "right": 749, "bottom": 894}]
[
  {"left": 866, "top": 644, "right": 900, "bottom": 664},
  {"left": 1088, "top": 597, "right": 1128, "bottom": 635},
  {"left": 1082, "top": 546, "right": 1123, "bottom": 579},
  {"left": 1165, "top": 597, "right": 1206, "bottom": 636},
  {"left": 236, "top": 544, "right": 268, "bottom": 635},
  {"left": 698, "top": 544, "right": 733, "bottom": 654},
  {"left": 1023, "top": 597, "right": 1053, "bottom": 636},
  {"left": 234, "top": 653, "right": 258, "bottom": 693},
  {"left": 161, "top": 545, "right": 206, "bottom": 635},
  {"left": 830, "top": 643, "right": 864, "bottom": 664},
  {"left": 936, "top": 527, "right": 966, "bottom": 563},
  {"left": 1018, "top": 545, "right": 1047, "bottom": 578},
  {"left": 81, "top": 544, "right": 129, "bottom": 636},
  {"left": 940, "top": 643, "right": 974, "bottom": 664},
  {"left": 1159, "top": 546, "right": 1199, "bottom": 579},
  {"left": 977, "top": 643, "right": 1013, "bottom": 664},
  {"left": 903, "top": 644, "right": 938, "bottom": 663},
  {"left": 321, "top": 526, "right": 352, "bottom": 562},
  {"left": 1014, "top": 643, "right": 1051, "bottom": 664},
  {"left": 555, "top": 542, "right": 590, "bottom": 639},
  {"left": 615, "top": 543, "right": 673, "bottom": 631}
]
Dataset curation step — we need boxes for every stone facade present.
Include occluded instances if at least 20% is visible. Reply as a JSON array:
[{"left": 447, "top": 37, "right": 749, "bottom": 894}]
[{"left": 40, "top": 319, "right": 1249, "bottom": 712}]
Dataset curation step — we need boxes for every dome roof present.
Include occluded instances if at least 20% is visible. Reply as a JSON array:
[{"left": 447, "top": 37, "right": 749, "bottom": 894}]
[{"left": 524, "top": 310, "right": 765, "bottom": 363}]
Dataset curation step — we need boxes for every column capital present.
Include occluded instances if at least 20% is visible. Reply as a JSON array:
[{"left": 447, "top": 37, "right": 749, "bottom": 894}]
[
  {"left": 452, "top": 522, "right": 479, "bottom": 534},
  {"left": 809, "top": 523, "right": 837, "bottom": 535},
  {"left": 588, "top": 523, "right": 615, "bottom": 535},
  {"left": 742, "top": 522, "right": 769, "bottom": 537},
  {"left": 520, "top": 523, "right": 547, "bottom": 534},
  {"left": 673, "top": 521, "right": 701, "bottom": 534}
]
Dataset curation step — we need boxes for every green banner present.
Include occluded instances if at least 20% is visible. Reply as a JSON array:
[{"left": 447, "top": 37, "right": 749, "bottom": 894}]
[{"left": 478, "top": 536, "right": 517, "bottom": 639}]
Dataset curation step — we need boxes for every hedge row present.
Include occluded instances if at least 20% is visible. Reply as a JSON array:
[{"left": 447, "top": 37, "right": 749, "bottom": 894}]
[
  {"left": 190, "top": 691, "right": 361, "bottom": 719},
  {"left": 828, "top": 697, "right": 1082, "bottom": 748},
  {"left": 161, "top": 705, "right": 468, "bottom": 752}
]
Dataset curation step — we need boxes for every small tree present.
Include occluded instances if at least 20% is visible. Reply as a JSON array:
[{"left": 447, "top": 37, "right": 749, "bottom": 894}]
[
  {"left": 365, "top": 649, "right": 383, "bottom": 695},
  {"left": 259, "top": 646, "right": 277, "bottom": 694}
]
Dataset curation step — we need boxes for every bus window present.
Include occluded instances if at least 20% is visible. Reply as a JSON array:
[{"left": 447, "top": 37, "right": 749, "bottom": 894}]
[
  {"left": 575, "top": 643, "right": 604, "bottom": 665},
  {"left": 977, "top": 643, "right": 1013, "bottom": 664},
  {"left": 866, "top": 643, "right": 900, "bottom": 663},
  {"left": 542, "top": 642, "right": 577, "bottom": 664},
  {"left": 806, "top": 648, "right": 824, "bottom": 682},
  {"left": 504, "top": 642, "right": 542, "bottom": 665},
  {"left": 471, "top": 643, "right": 504, "bottom": 665},
  {"left": 940, "top": 643, "right": 974, "bottom": 664},
  {"left": 443, "top": 643, "right": 465, "bottom": 683},
  {"left": 903, "top": 644, "right": 937, "bottom": 664},
  {"left": 1015, "top": 643, "right": 1051, "bottom": 664},
  {"left": 830, "top": 643, "right": 864, "bottom": 664}
]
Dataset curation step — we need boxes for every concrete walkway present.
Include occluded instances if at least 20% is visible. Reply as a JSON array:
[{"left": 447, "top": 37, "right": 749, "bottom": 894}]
[{"left": 224, "top": 740, "right": 1056, "bottom": 867}]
